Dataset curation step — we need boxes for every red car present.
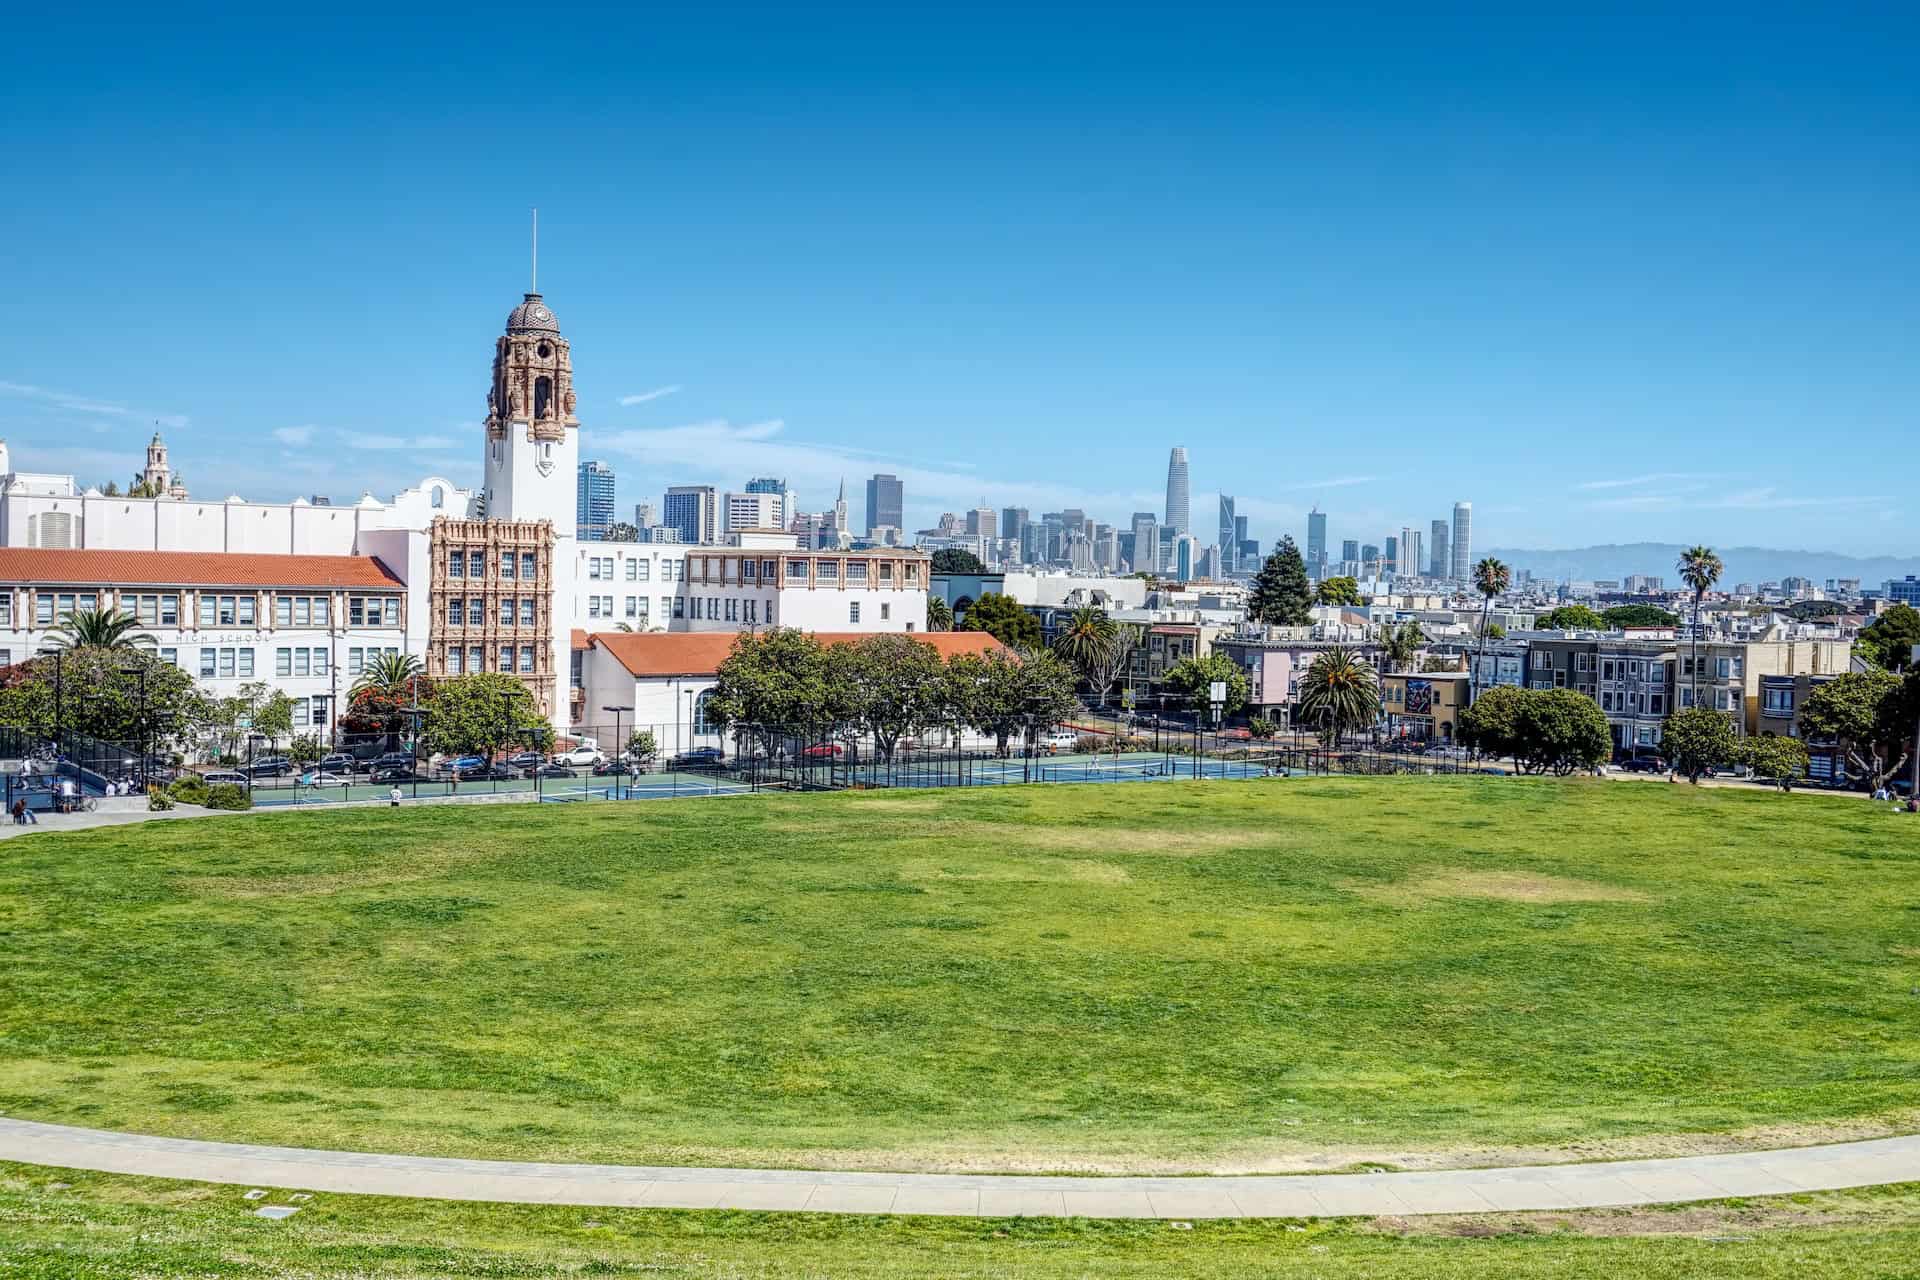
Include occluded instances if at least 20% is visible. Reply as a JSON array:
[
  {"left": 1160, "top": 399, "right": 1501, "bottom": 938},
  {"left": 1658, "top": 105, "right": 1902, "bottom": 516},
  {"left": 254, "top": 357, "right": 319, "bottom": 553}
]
[{"left": 800, "top": 742, "right": 847, "bottom": 762}]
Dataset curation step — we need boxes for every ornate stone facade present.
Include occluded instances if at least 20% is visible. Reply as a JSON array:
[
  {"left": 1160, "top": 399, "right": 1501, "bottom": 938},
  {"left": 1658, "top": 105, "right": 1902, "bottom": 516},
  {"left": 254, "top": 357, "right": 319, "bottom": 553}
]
[
  {"left": 486, "top": 293, "right": 579, "bottom": 449},
  {"left": 426, "top": 516, "right": 559, "bottom": 719}
]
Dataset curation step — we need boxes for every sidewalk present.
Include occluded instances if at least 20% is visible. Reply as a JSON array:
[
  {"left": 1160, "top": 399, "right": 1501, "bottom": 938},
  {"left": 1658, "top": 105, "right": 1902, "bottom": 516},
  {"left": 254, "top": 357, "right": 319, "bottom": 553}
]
[{"left": 1, "top": 1118, "right": 1915, "bottom": 1219}]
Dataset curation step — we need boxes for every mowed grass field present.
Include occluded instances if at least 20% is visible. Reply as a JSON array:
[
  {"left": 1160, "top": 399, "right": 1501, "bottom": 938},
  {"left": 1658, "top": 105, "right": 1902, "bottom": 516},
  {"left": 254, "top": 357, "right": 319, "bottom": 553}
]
[{"left": 3, "top": 777, "right": 1918, "bottom": 1172}]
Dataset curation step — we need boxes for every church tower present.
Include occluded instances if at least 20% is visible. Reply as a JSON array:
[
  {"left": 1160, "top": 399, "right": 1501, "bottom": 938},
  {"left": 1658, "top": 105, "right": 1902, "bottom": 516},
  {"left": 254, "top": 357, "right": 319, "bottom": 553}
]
[{"left": 480, "top": 282, "right": 580, "bottom": 535}]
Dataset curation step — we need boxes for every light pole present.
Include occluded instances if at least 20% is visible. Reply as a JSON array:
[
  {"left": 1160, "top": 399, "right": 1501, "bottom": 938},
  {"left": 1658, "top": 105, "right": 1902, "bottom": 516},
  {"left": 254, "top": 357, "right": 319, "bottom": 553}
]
[
  {"left": 120, "top": 663, "right": 150, "bottom": 786},
  {"left": 602, "top": 704, "right": 633, "bottom": 799}
]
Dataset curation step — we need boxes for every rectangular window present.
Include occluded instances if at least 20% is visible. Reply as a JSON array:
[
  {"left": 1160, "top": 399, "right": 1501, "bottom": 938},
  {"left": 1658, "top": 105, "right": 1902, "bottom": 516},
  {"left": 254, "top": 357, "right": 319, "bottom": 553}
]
[
  {"left": 161, "top": 595, "right": 179, "bottom": 625},
  {"left": 521, "top": 552, "right": 537, "bottom": 579},
  {"left": 1649, "top": 692, "right": 1664, "bottom": 715},
  {"left": 587, "top": 596, "right": 601, "bottom": 618},
  {"left": 199, "top": 596, "right": 216, "bottom": 626},
  {"left": 448, "top": 599, "right": 463, "bottom": 626},
  {"left": 626, "top": 596, "right": 639, "bottom": 618},
  {"left": 294, "top": 649, "right": 310, "bottom": 677},
  {"left": 787, "top": 559, "right": 809, "bottom": 581},
  {"left": 520, "top": 645, "right": 535, "bottom": 672},
  {"left": 468, "top": 645, "right": 484, "bottom": 673},
  {"left": 217, "top": 649, "right": 235, "bottom": 678},
  {"left": 135, "top": 594, "right": 156, "bottom": 624},
  {"left": 849, "top": 601, "right": 861, "bottom": 623},
  {"left": 468, "top": 551, "right": 485, "bottom": 578},
  {"left": 879, "top": 562, "right": 893, "bottom": 583},
  {"left": 672, "top": 597, "right": 685, "bottom": 619},
  {"left": 350, "top": 598, "right": 366, "bottom": 626},
  {"left": 500, "top": 552, "right": 516, "bottom": 579},
  {"left": 237, "top": 596, "right": 256, "bottom": 625},
  {"left": 905, "top": 563, "right": 919, "bottom": 583},
  {"left": 500, "top": 597, "right": 515, "bottom": 626},
  {"left": 744, "top": 599, "right": 757, "bottom": 624},
  {"left": 500, "top": 645, "right": 514, "bottom": 673},
  {"left": 313, "top": 649, "right": 327, "bottom": 676},
  {"left": 846, "top": 561, "right": 868, "bottom": 583},
  {"left": 743, "top": 559, "right": 757, "bottom": 581},
  {"left": 293, "top": 596, "right": 311, "bottom": 626},
  {"left": 624, "top": 559, "right": 637, "bottom": 581},
  {"left": 520, "top": 598, "right": 535, "bottom": 626},
  {"left": 34, "top": 594, "right": 53, "bottom": 625},
  {"left": 382, "top": 598, "right": 398, "bottom": 626},
  {"left": 635, "top": 560, "right": 651, "bottom": 582},
  {"left": 661, "top": 595, "right": 671, "bottom": 617},
  {"left": 276, "top": 648, "right": 292, "bottom": 676},
  {"left": 468, "top": 599, "right": 484, "bottom": 626},
  {"left": 240, "top": 649, "right": 256, "bottom": 677},
  {"left": 199, "top": 648, "right": 216, "bottom": 678},
  {"left": 818, "top": 560, "right": 839, "bottom": 582},
  {"left": 293, "top": 699, "right": 308, "bottom": 727},
  {"left": 158, "top": 647, "right": 177, "bottom": 667},
  {"left": 348, "top": 648, "right": 364, "bottom": 676},
  {"left": 588, "top": 558, "right": 602, "bottom": 580},
  {"left": 635, "top": 597, "right": 649, "bottom": 620},
  {"left": 724, "top": 597, "right": 737, "bottom": 621},
  {"left": 448, "top": 553, "right": 464, "bottom": 579},
  {"left": 881, "top": 602, "right": 890, "bottom": 620},
  {"left": 217, "top": 596, "right": 236, "bottom": 625},
  {"left": 448, "top": 648, "right": 463, "bottom": 674},
  {"left": 762, "top": 560, "right": 777, "bottom": 579},
  {"left": 313, "top": 597, "right": 328, "bottom": 626},
  {"left": 1716, "top": 658, "right": 1732, "bottom": 679}
]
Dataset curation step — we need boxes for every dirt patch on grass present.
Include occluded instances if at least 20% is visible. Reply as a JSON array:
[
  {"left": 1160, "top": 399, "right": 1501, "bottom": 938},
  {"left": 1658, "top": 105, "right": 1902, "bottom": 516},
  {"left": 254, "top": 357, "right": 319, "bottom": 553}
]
[
  {"left": 1362, "top": 869, "right": 1648, "bottom": 906},
  {"left": 900, "top": 857, "right": 1132, "bottom": 885}
]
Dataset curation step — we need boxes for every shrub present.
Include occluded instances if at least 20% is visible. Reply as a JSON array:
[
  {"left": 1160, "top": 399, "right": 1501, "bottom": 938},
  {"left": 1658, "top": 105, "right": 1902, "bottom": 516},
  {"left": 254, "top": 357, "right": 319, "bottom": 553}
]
[
  {"left": 204, "top": 783, "right": 252, "bottom": 811},
  {"left": 146, "top": 786, "right": 175, "bottom": 812},
  {"left": 1075, "top": 734, "right": 1106, "bottom": 754},
  {"left": 169, "top": 775, "right": 210, "bottom": 806},
  {"left": 1248, "top": 716, "right": 1278, "bottom": 740}
]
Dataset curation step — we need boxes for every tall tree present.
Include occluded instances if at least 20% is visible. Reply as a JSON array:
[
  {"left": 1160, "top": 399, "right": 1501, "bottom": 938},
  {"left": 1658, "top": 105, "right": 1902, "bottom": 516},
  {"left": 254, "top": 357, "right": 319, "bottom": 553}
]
[
  {"left": 1662, "top": 705, "right": 1739, "bottom": 782},
  {"left": 1052, "top": 606, "right": 1116, "bottom": 681},
  {"left": 1676, "top": 545, "right": 1724, "bottom": 705},
  {"left": 1470, "top": 557, "right": 1511, "bottom": 702},
  {"left": 1857, "top": 604, "right": 1920, "bottom": 673},
  {"left": 47, "top": 606, "right": 153, "bottom": 651},
  {"left": 1161, "top": 653, "right": 1250, "bottom": 720},
  {"left": 925, "top": 594, "right": 954, "bottom": 632},
  {"left": 943, "top": 649, "right": 1077, "bottom": 757},
  {"left": 1296, "top": 646, "right": 1378, "bottom": 748},
  {"left": 0, "top": 647, "right": 206, "bottom": 747},
  {"left": 830, "top": 635, "right": 949, "bottom": 762},
  {"left": 1601, "top": 604, "right": 1681, "bottom": 629},
  {"left": 1537, "top": 604, "right": 1604, "bottom": 631},
  {"left": 957, "top": 592, "right": 1041, "bottom": 650},
  {"left": 418, "top": 673, "right": 544, "bottom": 759},
  {"left": 930, "top": 548, "right": 986, "bottom": 575},
  {"left": 1737, "top": 735, "right": 1811, "bottom": 790},
  {"left": 1315, "top": 576, "right": 1363, "bottom": 607},
  {"left": 1801, "top": 669, "right": 1917, "bottom": 792},
  {"left": 1080, "top": 622, "right": 1142, "bottom": 709},
  {"left": 1377, "top": 620, "right": 1425, "bottom": 673},
  {"left": 706, "top": 628, "right": 830, "bottom": 755},
  {"left": 1248, "top": 537, "right": 1314, "bottom": 626}
]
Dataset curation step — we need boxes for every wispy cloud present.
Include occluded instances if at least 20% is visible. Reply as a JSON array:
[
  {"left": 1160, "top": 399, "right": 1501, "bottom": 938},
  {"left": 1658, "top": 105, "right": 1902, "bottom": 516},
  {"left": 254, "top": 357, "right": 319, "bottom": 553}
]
[
  {"left": 0, "top": 379, "right": 188, "bottom": 429},
  {"left": 618, "top": 385, "right": 682, "bottom": 406},
  {"left": 1584, "top": 486, "right": 1889, "bottom": 514},
  {"left": 342, "top": 432, "right": 460, "bottom": 451},
  {"left": 1281, "top": 474, "right": 1378, "bottom": 491},
  {"left": 272, "top": 425, "right": 315, "bottom": 447},
  {"left": 1574, "top": 471, "right": 1719, "bottom": 492}
]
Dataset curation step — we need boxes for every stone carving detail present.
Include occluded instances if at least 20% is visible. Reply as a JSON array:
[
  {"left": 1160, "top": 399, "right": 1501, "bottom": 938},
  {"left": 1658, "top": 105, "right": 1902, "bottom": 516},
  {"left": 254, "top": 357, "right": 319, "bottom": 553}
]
[{"left": 484, "top": 292, "right": 580, "bottom": 442}]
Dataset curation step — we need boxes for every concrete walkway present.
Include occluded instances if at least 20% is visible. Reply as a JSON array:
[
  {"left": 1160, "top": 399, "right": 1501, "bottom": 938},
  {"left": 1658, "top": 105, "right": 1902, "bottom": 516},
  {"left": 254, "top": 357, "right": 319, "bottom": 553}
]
[{"left": 2, "top": 1118, "right": 1916, "bottom": 1218}]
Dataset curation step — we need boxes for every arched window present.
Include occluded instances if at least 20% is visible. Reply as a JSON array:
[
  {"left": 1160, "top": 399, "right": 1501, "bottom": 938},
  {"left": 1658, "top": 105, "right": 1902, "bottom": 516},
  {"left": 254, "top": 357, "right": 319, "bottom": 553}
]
[
  {"left": 693, "top": 689, "right": 716, "bottom": 735},
  {"left": 534, "top": 376, "right": 552, "bottom": 419},
  {"left": 430, "top": 485, "right": 445, "bottom": 509}
]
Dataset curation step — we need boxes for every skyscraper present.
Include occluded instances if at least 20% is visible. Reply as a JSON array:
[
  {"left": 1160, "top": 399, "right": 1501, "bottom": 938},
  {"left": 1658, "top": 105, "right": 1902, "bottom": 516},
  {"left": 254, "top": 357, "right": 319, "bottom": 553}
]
[
  {"left": 966, "top": 507, "right": 997, "bottom": 539},
  {"left": 663, "top": 485, "right": 718, "bottom": 544},
  {"left": 865, "top": 474, "right": 903, "bottom": 536},
  {"left": 1130, "top": 512, "right": 1159, "bottom": 573},
  {"left": 1384, "top": 535, "right": 1399, "bottom": 574},
  {"left": 1164, "top": 447, "right": 1190, "bottom": 535},
  {"left": 1400, "top": 528, "right": 1423, "bottom": 581},
  {"left": 742, "top": 477, "right": 789, "bottom": 529},
  {"left": 1307, "top": 508, "right": 1328, "bottom": 578},
  {"left": 1217, "top": 495, "right": 1236, "bottom": 574},
  {"left": 1451, "top": 501, "right": 1473, "bottom": 579},
  {"left": 1429, "top": 519, "right": 1450, "bottom": 578},
  {"left": 1341, "top": 539, "right": 1360, "bottom": 562},
  {"left": 576, "top": 460, "right": 615, "bottom": 541}
]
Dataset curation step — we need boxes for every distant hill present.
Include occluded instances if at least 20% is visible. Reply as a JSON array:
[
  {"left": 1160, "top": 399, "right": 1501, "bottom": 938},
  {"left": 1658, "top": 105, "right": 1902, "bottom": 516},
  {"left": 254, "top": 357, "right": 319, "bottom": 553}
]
[{"left": 1481, "top": 543, "right": 1920, "bottom": 588}]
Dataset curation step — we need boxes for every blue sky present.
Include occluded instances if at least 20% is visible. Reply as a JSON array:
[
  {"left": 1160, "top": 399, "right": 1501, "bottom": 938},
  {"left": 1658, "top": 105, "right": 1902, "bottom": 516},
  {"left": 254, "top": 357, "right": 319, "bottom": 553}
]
[{"left": 2, "top": 3, "right": 1915, "bottom": 555}]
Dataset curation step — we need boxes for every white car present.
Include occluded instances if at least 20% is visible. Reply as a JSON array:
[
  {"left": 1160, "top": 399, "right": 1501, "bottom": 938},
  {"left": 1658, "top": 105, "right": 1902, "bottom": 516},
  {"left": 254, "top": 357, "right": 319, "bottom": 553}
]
[
  {"left": 552, "top": 745, "right": 605, "bottom": 768},
  {"left": 1039, "top": 729, "right": 1082, "bottom": 754},
  {"left": 201, "top": 770, "right": 248, "bottom": 785}
]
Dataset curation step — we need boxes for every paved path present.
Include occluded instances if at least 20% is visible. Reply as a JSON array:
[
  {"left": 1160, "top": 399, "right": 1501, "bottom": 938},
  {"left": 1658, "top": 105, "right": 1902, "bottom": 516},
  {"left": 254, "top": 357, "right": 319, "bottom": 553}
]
[{"left": 3, "top": 1119, "right": 1916, "bottom": 1218}]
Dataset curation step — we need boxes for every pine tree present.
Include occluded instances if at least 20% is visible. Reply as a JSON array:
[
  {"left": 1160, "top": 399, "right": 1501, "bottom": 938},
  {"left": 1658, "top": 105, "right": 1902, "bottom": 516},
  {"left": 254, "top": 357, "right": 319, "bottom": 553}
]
[{"left": 1249, "top": 536, "right": 1314, "bottom": 625}]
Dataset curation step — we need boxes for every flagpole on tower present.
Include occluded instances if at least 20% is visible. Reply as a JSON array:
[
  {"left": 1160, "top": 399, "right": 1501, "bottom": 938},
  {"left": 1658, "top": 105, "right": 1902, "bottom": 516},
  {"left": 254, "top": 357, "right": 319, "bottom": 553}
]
[{"left": 531, "top": 208, "right": 539, "bottom": 293}]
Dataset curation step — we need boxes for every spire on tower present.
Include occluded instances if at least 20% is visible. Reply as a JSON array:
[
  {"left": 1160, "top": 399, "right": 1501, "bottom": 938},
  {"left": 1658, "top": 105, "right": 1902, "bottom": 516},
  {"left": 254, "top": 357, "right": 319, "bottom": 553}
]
[{"left": 530, "top": 207, "right": 539, "bottom": 293}]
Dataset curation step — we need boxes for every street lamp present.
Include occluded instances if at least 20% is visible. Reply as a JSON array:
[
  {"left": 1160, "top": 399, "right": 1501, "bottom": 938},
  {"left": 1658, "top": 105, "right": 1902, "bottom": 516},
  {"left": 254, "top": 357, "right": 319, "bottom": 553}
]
[
  {"left": 602, "top": 704, "right": 633, "bottom": 799},
  {"left": 120, "top": 663, "right": 150, "bottom": 787},
  {"left": 245, "top": 732, "right": 266, "bottom": 796}
]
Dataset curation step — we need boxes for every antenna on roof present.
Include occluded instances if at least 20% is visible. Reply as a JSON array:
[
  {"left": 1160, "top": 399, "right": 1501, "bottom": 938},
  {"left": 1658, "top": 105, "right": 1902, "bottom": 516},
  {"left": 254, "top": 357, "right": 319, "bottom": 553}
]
[{"left": 530, "top": 208, "right": 539, "bottom": 293}]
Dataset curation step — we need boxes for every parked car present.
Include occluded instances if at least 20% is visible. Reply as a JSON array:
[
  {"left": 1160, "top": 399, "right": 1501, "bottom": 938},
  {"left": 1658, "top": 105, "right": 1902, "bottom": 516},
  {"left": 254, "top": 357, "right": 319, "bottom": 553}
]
[
  {"left": 673, "top": 746, "right": 728, "bottom": 768},
  {"left": 552, "top": 745, "right": 604, "bottom": 767},
  {"left": 507, "top": 751, "right": 545, "bottom": 770},
  {"left": 591, "top": 759, "right": 637, "bottom": 776},
  {"left": 1619, "top": 756, "right": 1667, "bottom": 774},
  {"left": 303, "top": 771, "right": 354, "bottom": 785},
  {"left": 202, "top": 770, "right": 248, "bottom": 785},
  {"left": 318, "top": 753, "right": 359, "bottom": 773},
  {"left": 369, "top": 751, "right": 416, "bottom": 772},
  {"left": 1039, "top": 730, "right": 1081, "bottom": 754},
  {"left": 456, "top": 763, "right": 519, "bottom": 781},
  {"left": 531, "top": 762, "right": 578, "bottom": 779},
  {"left": 243, "top": 757, "right": 291, "bottom": 778},
  {"left": 371, "top": 766, "right": 421, "bottom": 784}
]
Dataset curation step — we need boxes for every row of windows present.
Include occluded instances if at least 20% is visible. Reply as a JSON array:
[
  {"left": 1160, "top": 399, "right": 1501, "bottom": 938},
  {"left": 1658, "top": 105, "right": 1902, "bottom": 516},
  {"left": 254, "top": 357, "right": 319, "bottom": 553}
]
[
  {"left": 447, "top": 550, "right": 541, "bottom": 580},
  {"left": 199, "top": 647, "right": 255, "bottom": 678},
  {"left": 1599, "top": 689, "right": 1667, "bottom": 715},
  {"left": 275, "top": 647, "right": 329, "bottom": 677},
  {"left": 14, "top": 592, "right": 399, "bottom": 630},
  {"left": 444, "top": 645, "right": 540, "bottom": 674},
  {"left": 346, "top": 646, "right": 401, "bottom": 675},
  {"left": 444, "top": 597, "right": 540, "bottom": 627},
  {"left": 1679, "top": 687, "right": 1740, "bottom": 711}
]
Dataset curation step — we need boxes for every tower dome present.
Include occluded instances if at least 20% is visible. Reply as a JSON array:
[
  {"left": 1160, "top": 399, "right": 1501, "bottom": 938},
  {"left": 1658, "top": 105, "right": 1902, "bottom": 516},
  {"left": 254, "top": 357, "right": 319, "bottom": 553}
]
[{"left": 506, "top": 292, "right": 560, "bottom": 336}]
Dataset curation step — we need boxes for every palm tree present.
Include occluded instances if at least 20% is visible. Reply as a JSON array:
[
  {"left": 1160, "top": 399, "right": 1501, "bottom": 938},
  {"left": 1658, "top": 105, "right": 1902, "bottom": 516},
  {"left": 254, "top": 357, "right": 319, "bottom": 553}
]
[
  {"left": 1296, "top": 646, "right": 1379, "bottom": 748},
  {"left": 1052, "top": 606, "right": 1116, "bottom": 679},
  {"left": 1470, "top": 557, "right": 1510, "bottom": 703},
  {"left": 926, "top": 594, "right": 953, "bottom": 632},
  {"left": 48, "top": 606, "right": 153, "bottom": 651},
  {"left": 1676, "top": 545, "right": 1724, "bottom": 708},
  {"left": 350, "top": 650, "right": 424, "bottom": 700},
  {"left": 1377, "top": 620, "right": 1425, "bottom": 673}
]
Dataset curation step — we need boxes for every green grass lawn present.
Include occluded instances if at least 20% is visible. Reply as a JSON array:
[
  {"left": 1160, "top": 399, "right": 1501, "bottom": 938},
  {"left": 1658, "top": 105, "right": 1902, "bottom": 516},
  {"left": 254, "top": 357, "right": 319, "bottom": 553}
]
[
  {"left": 7, "top": 1164, "right": 1920, "bottom": 1278},
  {"left": 2, "top": 777, "right": 1918, "bottom": 1172}
]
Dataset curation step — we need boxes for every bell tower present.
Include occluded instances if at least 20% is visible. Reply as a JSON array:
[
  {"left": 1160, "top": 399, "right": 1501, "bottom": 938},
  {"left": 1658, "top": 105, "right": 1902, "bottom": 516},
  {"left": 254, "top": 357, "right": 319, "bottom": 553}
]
[{"left": 481, "top": 216, "right": 580, "bottom": 533}]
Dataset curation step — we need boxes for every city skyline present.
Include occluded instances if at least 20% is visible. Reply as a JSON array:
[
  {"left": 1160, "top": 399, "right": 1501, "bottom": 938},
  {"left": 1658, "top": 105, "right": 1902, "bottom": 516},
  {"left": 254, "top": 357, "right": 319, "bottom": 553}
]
[{"left": 4, "top": 9, "right": 1917, "bottom": 555}]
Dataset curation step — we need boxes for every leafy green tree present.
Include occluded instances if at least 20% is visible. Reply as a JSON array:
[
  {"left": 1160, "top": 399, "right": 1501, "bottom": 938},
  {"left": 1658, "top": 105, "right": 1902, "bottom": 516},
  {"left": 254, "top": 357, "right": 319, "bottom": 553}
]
[
  {"left": 831, "top": 634, "right": 950, "bottom": 762},
  {"left": 0, "top": 647, "right": 207, "bottom": 747},
  {"left": 252, "top": 689, "right": 296, "bottom": 748},
  {"left": 1485, "top": 622, "right": 1506, "bottom": 640},
  {"left": 1377, "top": 620, "right": 1425, "bottom": 673},
  {"left": 706, "top": 629, "right": 831, "bottom": 753},
  {"left": 1080, "top": 622, "right": 1141, "bottom": 709},
  {"left": 1513, "top": 689, "right": 1611, "bottom": 776},
  {"left": 1162, "top": 653, "right": 1249, "bottom": 720},
  {"left": 1738, "top": 735, "right": 1810, "bottom": 790},
  {"left": 1248, "top": 537, "right": 1314, "bottom": 626},
  {"left": 1801, "top": 669, "right": 1917, "bottom": 792},
  {"left": 1247, "top": 715, "right": 1278, "bottom": 739},
  {"left": 925, "top": 594, "right": 953, "bottom": 632},
  {"left": 1296, "top": 646, "right": 1378, "bottom": 747},
  {"left": 930, "top": 548, "right": 986, "bottom": 575},
  {"left": 943, "top": 648, "right": 1077, "bottom": 757},
  {"left": 1677, "top": 546, "right": 1725, "bottom": 703},
  {"left": 288, "top": 733, "right": 325, "bottom": 766},
  {"left": 627, "top": 729, "right": 658, "bottom": 764},
  {"left": 1661, "top": 705, "right": 1739, "bottom": 782},
  {"left": 47, "top": 606, "right": 153, "bottom": 651},
  {"left": 342, "top": 652, "right": 428, "bottom": 745},
  {"left": 1458, "top": 684, "right": 1526, "bottom": 761},
  {"left": 418, "top": 673, "right": 544, "bottom": 759},
  {"left": 1315, "top": 576, "right": 1363, "bottom": 607},
  {"left": 1788, "top": 600, "right": 1845, "bottom": 621},
  {"left": 957, "top": 592, "right": 1041, "bottom": 650},
  {"left": 1538, "top": 604, "right": 1604, "bottom": 630},
  {"left": 1601, "top": 604, "right": 1680, "bottom": 628},
  {"left": 1857, "top": 604, "right": 1920, "bottom": 673}
]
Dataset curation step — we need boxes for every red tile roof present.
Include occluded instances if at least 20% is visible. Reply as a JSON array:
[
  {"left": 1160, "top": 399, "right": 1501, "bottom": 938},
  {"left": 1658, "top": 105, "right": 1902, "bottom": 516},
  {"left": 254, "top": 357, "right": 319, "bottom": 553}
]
[
  {"left": 0, "top": 547, "right": 403, "bottom": 589},
  {"left": 587, "top": 630, "right": 1008, "bottom": 677}
]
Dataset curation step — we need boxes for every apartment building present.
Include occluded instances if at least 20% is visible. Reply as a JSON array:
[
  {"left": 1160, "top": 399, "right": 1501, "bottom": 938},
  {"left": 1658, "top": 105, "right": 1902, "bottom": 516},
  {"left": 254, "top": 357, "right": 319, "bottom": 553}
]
[{"left": 425, "top": 517, "right": 560, "bottom": 720}]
